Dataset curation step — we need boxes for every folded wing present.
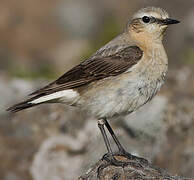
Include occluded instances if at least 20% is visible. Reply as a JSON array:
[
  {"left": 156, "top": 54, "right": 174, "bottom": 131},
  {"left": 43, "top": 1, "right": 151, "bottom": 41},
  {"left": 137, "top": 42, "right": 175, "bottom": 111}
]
[{"left": 7, "top": 45, "right": 143, "bottom": 112}]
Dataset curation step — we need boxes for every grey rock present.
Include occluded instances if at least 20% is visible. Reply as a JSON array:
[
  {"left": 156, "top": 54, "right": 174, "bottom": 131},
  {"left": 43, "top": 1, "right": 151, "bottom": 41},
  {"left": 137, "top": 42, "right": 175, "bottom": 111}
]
[{"left": 124, "top": 95, "right": 168, "bottom": 139}]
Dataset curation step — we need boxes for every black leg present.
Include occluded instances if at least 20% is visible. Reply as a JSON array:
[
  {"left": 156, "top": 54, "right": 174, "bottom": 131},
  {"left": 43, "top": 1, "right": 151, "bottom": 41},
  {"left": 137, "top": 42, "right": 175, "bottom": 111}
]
[
  {"left": 97, "top": 119, "right": 113, "bottom": 154},
  {"left": 104, "top": 118, "right": 149, "bottom": 164},
  {"left": 103, "top": 118, "right": 126, "bottom": 153},
  {"left": 97, "top": 119, "right": 130, "bottom": 177},
  {"left": 97, "top": 118, "right": 148, "bottom": 177}
]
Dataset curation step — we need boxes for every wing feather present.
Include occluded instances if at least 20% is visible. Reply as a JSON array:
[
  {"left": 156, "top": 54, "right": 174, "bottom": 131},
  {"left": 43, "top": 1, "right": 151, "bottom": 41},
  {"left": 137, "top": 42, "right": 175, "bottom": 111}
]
[{"left": 30, "top": 46, "right": 143, "bottom": 96}]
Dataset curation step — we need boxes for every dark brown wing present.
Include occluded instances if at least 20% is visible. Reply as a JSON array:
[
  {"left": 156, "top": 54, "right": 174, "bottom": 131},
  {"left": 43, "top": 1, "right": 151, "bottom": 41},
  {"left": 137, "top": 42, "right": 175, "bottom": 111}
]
[{"left": 31, "top": 46, "right": 143, "bottom": 96}]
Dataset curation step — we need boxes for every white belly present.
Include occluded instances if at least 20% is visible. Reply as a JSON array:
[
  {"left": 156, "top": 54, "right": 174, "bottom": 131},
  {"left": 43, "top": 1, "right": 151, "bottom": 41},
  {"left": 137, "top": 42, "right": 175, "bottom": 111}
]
[{"left": 76, "top": 73, "right": 164, "bottom": 119}]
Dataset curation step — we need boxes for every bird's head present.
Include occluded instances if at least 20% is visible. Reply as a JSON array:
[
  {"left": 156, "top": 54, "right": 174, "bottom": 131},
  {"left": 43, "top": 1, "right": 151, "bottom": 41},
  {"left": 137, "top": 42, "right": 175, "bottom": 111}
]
[{"left": 127, "top": 7, "right": 180, "bottom": 43}]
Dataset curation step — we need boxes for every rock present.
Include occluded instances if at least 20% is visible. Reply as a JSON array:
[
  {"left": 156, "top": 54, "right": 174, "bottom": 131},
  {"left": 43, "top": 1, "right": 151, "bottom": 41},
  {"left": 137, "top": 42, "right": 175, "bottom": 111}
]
[
  {"left": 79, "top": 155, "right": 190, "bottom": 180},
  {"left": 124, "top": 95, "right": 168, "bottom": 140},
  {"left": 30, "top": 120, "right": 99, "bottom": 180}
]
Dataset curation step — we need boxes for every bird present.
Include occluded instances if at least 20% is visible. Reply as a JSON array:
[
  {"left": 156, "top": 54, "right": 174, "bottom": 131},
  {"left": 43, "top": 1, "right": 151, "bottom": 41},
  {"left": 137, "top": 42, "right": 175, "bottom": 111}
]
[{"left": 7, "top": 7, "right": 179, "bottom": 166}]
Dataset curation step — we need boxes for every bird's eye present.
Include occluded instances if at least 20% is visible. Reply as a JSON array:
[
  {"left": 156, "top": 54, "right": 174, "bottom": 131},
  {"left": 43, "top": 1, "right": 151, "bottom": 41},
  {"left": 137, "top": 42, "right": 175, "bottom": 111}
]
[{"left": 142, "top": 16, "right": 150, "bottom": 23}]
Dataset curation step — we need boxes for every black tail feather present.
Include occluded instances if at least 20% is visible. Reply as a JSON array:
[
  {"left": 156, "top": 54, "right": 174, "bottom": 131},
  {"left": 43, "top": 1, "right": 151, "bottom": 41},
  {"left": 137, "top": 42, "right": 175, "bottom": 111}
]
[{"left": 6, "top": 101, "right": 39, "bottom": 113}]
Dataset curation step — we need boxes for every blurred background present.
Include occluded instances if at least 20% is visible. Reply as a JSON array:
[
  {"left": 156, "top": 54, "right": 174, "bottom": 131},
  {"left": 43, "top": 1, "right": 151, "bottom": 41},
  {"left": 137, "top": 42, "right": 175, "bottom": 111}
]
[{"left": 1, "top": 0, "right": 194, "bottom": 179}]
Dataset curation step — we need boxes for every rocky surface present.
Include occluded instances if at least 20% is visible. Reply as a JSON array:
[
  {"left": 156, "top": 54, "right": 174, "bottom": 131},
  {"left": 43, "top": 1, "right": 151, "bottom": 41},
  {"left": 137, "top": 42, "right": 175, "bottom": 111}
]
[{"left": 79, "top": 155, "right": 191, "bottom": 180}]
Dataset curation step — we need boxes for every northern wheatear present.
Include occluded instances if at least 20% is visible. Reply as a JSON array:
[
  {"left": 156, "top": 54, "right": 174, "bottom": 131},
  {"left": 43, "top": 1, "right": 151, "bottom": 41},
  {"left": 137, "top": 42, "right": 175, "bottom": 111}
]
[{"left": 8, "top": 7, "right": 179, "bottom": 165}]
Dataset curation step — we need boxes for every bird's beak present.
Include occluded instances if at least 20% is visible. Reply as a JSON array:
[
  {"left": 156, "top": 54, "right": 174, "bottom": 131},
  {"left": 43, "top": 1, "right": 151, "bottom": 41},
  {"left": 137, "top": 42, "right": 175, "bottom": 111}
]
[{"left": 160, "top": 18, "right": 180, "bottom": 25}]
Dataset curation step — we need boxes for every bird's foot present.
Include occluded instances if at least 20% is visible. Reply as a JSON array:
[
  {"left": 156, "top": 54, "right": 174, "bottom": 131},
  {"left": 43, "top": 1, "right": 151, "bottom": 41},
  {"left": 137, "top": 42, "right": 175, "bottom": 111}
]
[
  {"left": 97, "top": 151, "right": 148, "bottom": 177},
  {"left": 113, "top": 149, "right": 148, "bottom": 164},
  {"left": 97, "top": 153, "right": 129, "bottom": 177}
]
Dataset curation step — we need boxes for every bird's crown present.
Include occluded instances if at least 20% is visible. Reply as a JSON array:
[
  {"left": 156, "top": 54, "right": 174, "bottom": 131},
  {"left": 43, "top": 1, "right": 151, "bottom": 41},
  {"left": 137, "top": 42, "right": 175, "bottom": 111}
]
[{"left": 133, "top": 7, "right": 169, "bottom": 20}]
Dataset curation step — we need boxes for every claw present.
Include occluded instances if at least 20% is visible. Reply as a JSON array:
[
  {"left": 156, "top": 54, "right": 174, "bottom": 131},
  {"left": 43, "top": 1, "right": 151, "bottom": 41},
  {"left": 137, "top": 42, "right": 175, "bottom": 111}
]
[
  {"left": 97, "top": 153, "right": 129, "bottom": 178},
  {"left": 97, "top": 151, "right": 149, "bottom": 178},
  {"left": 115, "top": 149, "right": 149, "bottom": 164}
]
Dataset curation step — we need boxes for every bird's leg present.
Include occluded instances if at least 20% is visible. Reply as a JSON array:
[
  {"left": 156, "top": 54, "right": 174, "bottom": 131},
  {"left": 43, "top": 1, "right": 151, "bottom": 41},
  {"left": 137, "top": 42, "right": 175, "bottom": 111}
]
[
  {"left": 97, "top": 118, "right": 148, "bottom": 177},
  {"left": 103, "top": 118, "right": 126, "bottom": 153},
  {"left": 97, "top": 119, "right": 130, "bottom": 177},
  {"left": 98, "top": 118, "right": 128, "bottom": 162},
  {"left": 98, "top": 119, "right": 127, "bottom": 164},
  {"left": 103, "top": 118, "right": 148, "bottom": 163},
  {"left": 97, "top": 119, "right": 113, "bottom": 155}
]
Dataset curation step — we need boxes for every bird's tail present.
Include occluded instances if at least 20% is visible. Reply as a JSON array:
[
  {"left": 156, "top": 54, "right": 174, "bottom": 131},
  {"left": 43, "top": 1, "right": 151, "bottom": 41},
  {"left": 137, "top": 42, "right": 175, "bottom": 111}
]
[
  {"left": 6, "top": 93, "right": 45, "bottom": 113},
  {"left": 7, "top": 89, "right": 78, "bottom": 113},
  {"left": 6, "top": 99, "right": 40, "bottom": 113}
]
